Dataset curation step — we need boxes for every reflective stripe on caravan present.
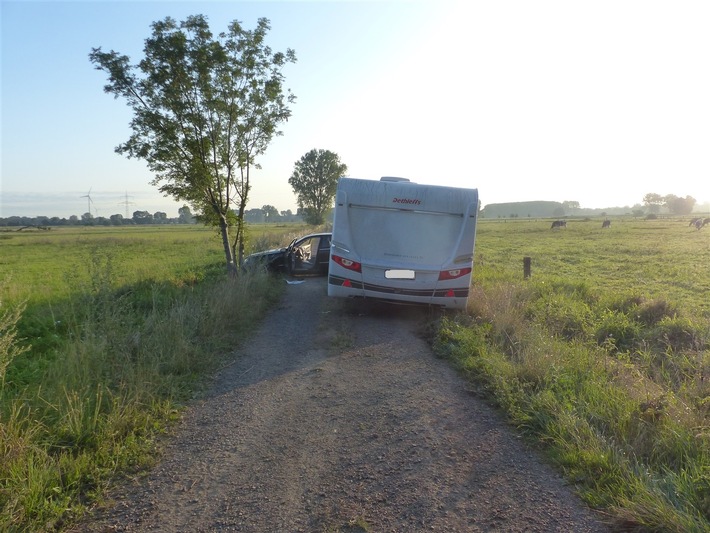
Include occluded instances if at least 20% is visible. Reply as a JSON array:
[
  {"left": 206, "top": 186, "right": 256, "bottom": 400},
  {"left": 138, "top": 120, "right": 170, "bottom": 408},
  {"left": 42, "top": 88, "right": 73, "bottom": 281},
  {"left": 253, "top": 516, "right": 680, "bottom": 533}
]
[{"left": 328, "top": 275, "right": 469, "bottom": 298}]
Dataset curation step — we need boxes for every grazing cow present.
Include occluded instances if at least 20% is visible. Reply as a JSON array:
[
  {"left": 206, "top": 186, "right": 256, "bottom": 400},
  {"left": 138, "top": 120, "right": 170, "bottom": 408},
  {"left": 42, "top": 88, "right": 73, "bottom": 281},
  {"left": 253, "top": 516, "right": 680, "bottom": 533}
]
[
  {"left": 602, "top": 220, "right": 611, "bottom": 229},
  {"left": 689, "top": 217, "right": 701, "bottom": 227},
  {"left": 704, "top": 218, "right": 710, "bottom": 227},
  {"left": 695, "top": 219, "right": 703, "bottom": 230},
  {"left": 551, "top": 220, "right": 567, "bottom": 229}
]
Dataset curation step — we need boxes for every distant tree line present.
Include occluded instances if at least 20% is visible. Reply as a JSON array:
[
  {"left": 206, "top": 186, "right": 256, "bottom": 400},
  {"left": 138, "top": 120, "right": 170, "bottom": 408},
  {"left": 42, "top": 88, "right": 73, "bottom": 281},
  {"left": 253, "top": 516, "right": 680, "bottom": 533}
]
[
  {"left": 481, "top": 194, "right": 707, "bottom": 219},
  {"left": 243, "top": 205, "right": 303, "bottom": 224},
  {"left": 0, "top": 206, "right": 196, "bottom": 227},
  {"left": 642, "top": 193, "right": 698, "bottom": 215},
  {"left": 0, "top": 204, "right": 311, "bottom": 228}
]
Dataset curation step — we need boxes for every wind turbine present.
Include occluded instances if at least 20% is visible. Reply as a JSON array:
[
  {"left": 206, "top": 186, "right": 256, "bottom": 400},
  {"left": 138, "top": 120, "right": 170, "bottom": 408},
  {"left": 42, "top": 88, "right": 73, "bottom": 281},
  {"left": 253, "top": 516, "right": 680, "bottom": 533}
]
[{"left": 80, "top": 188, "right": 95, "bottom": 215}]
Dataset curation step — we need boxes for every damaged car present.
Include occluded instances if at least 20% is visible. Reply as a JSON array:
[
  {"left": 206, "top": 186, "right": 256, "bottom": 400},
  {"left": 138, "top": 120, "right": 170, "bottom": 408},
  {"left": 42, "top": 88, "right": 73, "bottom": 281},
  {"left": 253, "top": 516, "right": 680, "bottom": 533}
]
[{"left": 242, "top": 233, "right": 331, "bottom": 276}]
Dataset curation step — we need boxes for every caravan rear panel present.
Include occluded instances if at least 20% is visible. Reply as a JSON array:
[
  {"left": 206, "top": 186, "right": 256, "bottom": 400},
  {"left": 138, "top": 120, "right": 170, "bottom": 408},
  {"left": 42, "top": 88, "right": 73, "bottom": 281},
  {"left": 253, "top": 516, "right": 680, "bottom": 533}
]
[{"left": 328, "top": 177, "right": 478, "bottom": 309}]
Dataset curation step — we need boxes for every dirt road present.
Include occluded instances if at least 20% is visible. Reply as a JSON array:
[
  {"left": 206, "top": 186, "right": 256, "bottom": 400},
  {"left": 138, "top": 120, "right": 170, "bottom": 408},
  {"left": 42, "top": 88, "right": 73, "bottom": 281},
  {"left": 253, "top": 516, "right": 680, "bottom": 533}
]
[{"left": 77, "top": 277, "right": 610, "bottom": 532}]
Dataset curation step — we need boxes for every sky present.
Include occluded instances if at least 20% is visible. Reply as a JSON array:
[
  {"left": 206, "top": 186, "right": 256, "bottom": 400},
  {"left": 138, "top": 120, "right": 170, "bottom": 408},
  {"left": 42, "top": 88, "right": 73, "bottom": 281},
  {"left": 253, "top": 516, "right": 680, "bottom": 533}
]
[{"left": 2, "top": 0, "right": 709, "bottom": 219}]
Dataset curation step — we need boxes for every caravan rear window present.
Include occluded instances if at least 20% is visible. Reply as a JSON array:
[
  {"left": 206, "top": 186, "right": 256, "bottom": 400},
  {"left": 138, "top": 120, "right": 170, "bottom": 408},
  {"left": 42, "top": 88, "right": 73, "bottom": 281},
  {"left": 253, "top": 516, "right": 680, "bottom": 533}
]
[{"left": 348, "top": 206, "right": 463, "bottom": 266}]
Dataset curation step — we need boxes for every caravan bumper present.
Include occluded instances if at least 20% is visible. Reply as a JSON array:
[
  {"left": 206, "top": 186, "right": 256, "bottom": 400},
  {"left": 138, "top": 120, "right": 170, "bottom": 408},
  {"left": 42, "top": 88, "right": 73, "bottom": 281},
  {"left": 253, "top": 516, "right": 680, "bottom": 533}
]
[{"left": 327, "top": 275, "right": 469, "bottom": 309}]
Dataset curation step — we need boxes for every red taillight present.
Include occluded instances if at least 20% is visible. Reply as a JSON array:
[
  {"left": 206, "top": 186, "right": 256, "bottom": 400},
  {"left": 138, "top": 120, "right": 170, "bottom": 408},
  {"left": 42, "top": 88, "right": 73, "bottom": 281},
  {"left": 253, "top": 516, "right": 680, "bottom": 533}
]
[
  {"left": 332, "top": 254, "right": 362, "bottom": 273},
  {"left": 438, "top": 267, "right": 471, "bottom": 281}
]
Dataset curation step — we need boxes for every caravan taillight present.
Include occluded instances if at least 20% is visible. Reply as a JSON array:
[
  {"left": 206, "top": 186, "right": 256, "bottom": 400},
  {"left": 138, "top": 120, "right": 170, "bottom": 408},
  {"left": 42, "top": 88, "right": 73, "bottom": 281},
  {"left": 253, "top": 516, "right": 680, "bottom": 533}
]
[
  {"left": 332, "top": 255, "right": 362, "bottom": 273},
  {"left": 438, "top": 267, "right": 471, "bottom": 281}
]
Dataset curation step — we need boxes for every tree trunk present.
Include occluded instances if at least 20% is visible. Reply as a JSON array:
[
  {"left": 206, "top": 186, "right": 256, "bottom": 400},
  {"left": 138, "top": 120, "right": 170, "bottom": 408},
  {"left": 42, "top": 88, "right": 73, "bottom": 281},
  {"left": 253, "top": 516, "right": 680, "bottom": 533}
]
[{"left": 219, "top": 215, "right": 237, "bottom": 276}]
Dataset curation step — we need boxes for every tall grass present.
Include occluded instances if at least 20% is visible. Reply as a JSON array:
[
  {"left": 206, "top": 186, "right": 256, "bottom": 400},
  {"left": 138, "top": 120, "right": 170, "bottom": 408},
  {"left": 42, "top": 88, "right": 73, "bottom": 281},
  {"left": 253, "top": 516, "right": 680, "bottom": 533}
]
[
  {"left": 0, "top": 297, "right": 28, "bottom": 391},
  {"left": 434, "top": 224, "right": 709, "bottom": 532},
  {"left": 0, "top": 245, "right": 284, "bottom": 531}
]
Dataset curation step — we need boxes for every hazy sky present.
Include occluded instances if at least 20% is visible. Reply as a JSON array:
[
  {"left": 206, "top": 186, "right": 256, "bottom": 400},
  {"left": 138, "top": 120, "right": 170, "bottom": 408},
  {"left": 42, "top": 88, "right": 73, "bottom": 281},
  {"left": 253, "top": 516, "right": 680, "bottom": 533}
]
[{"left": 2, "top": 0, "right": 709, "bottom": 218}]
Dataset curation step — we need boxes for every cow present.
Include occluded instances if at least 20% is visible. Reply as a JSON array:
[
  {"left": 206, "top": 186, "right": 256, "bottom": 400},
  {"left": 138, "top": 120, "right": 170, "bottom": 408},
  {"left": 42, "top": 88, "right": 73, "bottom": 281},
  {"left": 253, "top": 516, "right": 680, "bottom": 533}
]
[
  {"left": 704, "top": 218, "right": 710, "bottom": 227},
  {"left": 602, "top": 220, "right": 611, "bottom": 229},
  {"left": 689, "top": 217, "right": 701, "bottom": 227},
  {"left": 695, "top": 219, "right": 703, "bottom": 230},
  {"left": 551, "top": 220, "right": 567, "bottom": 229}
]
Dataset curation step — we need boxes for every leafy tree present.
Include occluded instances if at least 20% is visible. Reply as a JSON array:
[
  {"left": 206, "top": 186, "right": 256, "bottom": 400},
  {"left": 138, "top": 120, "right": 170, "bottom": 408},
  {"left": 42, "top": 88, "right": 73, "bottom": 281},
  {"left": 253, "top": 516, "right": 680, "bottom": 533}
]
[
  {"left": 289, "top": 149, "right": 347, "bottom": 225},
  {"left": 154, "top": 211, "right": 168, "bottom": 223},
  {"left": 244, "top": 208, "right": 265, "bottom": 223},
  {"left": 89, "top": 15, "right": 296, "bottom": 273},
  {"left": 643, "top": 193, "right": 665, "bottom": 214},
  {"left": 110, "top": 213, "right": 124, "bottom": 225},
  {"left": 178, "top": 205, "right": 194, "bottom": 224},
  {"left": 664, "top": 194, "right": 696, "bottom": 215},
  {"left": 133, "top": 211, "right": 153, "bottom": 224},
  {"left": 261, "top": 204, "right": 279, "bottom": 222}
]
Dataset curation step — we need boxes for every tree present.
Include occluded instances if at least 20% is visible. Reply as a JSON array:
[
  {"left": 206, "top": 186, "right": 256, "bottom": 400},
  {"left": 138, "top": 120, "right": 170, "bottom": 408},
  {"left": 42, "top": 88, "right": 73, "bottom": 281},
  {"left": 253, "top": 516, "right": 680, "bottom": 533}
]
[
  {"left": 133, "top": 210, "right": 154, "bottom": 224},
  {"left": 178, "top": 205, "right": 194, "bottom": 224},
  {"left": 90, "top": 15, "right": 296, "bottom": 273},
  {"left": 261, "top": 204, "right": 279, "bottom": 222},
  {"left": 289, "top": 149, "right": 347, "bottom": 225},
  {"left": 664, "top": 194, "right": 696, "bottom": 215},
  {"left": 110, "top": 213, "right": 124, "bottom": 225},
  {"left": 154, "top": 211, "right": 168, "bottom": 223},
  {"left": 643, "top": 193, "right": 665, "bottom": 214},
  {"left": 562, "top": 200, "right": 580, "bottom": 212}
]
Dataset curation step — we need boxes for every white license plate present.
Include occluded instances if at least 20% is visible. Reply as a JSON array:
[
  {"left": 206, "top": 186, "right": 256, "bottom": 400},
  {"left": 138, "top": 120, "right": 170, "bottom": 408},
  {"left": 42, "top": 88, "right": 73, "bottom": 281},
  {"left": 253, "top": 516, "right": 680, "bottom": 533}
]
[{"left": 385, "top": 269, "right": 415, "bottom": 280}]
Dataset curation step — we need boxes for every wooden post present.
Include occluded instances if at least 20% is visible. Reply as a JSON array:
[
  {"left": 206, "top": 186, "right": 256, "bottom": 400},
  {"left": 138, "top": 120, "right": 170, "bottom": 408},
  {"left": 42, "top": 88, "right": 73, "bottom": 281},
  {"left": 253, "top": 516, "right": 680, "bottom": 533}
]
[{"left": 523, "top": 256, "right": 531, "bottom": 279}]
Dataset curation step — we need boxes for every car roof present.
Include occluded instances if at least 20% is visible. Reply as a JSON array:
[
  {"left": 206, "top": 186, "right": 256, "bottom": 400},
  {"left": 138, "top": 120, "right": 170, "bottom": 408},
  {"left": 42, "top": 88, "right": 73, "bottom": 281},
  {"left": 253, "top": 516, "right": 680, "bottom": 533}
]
[{"left": 296, "top": 232, "right": 331, "bottom": 239}]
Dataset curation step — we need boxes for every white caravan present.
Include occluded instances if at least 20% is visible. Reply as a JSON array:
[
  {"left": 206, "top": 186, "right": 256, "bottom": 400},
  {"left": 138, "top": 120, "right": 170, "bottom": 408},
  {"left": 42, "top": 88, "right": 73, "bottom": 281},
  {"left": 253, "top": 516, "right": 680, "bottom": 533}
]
[{"left": 328, "top": 177, "right": 479, "bottom": 309}]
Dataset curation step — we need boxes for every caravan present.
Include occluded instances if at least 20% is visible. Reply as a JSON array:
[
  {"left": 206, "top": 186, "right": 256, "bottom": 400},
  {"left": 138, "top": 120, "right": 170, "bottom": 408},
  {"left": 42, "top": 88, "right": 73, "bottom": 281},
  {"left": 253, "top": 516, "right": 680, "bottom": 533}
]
[{"left": 327, "top": 177, "right": 479, "bottom": 309}]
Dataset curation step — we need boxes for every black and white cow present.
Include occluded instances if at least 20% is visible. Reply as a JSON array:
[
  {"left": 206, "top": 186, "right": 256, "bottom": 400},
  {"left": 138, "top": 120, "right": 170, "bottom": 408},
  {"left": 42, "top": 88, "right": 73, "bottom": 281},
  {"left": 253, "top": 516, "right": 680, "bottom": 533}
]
[
  {"left": 551, "top": 220, "right": 567, "bottom": 229},
  {"left": 602, "top": 220, "right": 611, "bottom": 229}
]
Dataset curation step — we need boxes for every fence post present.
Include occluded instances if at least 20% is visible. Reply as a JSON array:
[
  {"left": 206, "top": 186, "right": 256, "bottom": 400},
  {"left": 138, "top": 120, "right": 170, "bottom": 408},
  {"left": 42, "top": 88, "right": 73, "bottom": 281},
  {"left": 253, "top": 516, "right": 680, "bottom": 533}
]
[{"left": 523, "top": 256, "right": 531, "bottom": 279}]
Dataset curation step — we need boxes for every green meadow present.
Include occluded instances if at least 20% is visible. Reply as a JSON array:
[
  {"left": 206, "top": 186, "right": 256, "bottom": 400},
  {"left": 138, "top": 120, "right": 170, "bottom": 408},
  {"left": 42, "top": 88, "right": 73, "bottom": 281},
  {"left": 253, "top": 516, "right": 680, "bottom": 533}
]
[
  {"left": 0, "top": 224, "right": 297, "bottom": 306},
  {"left": 0, "top": 223, "right": 304, "bottom": 531},
  {"left": 0, "top": 217, "right": 708, "bottom": 531},
  {"left": 436, "top": 216, "right": 709, "bottom": 532},
  {"left": 474, "top": 217, "right": 710, "bottom": 316}
]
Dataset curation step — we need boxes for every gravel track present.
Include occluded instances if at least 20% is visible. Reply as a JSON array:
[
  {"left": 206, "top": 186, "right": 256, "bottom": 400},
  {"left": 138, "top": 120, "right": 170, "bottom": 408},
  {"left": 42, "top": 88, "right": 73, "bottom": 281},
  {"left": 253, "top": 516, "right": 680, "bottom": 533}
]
[{"left": 75, "top": 277, "right": 611, "bottom": 532}]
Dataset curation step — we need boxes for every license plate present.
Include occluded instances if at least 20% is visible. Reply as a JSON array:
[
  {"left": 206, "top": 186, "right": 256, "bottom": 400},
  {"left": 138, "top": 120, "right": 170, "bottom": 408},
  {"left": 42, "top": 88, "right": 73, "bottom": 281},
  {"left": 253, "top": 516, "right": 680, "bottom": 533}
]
[{"left": 385, "top": 269, "right": 415, "bottom": 280}]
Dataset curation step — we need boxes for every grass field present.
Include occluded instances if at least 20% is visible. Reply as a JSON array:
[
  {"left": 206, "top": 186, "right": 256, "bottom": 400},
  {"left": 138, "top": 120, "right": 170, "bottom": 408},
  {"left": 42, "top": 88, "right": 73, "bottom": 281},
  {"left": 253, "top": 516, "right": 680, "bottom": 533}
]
[
  {"left": 0, "top": 223, "right": 308, "bottom": 531},
  {"left": 0, "top": 224, "right": 307, "bottom": 306},
  {"left": 474, "top": 217, "right": 710, "bottom": 316},
  {"left": 1, "top": 218, "right": 708, "bottom": 531},
  {"left": 437, "top": 216, "right": 710, "bottom": 532}
]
